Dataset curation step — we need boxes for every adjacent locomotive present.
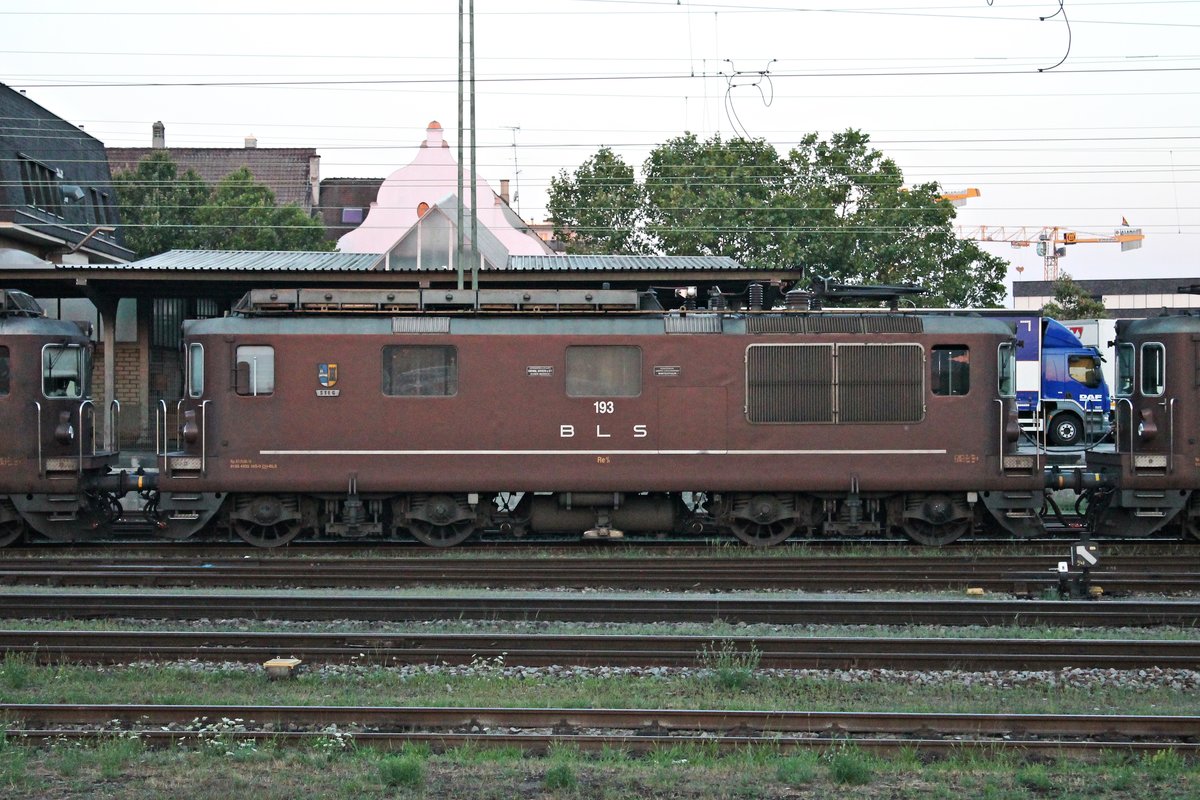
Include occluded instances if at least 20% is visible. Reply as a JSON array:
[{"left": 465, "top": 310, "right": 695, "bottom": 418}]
[
  {"left": 0, "top": 289, "right": 129, "bottom": 543},
  {"left": 143, "top": 287, "right": 1046, "bottom": 547},
  {"left": 1084, "top": 313, "right": 1200, "bottom": 539}
]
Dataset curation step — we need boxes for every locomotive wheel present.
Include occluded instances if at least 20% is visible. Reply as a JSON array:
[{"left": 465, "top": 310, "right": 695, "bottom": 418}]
[
  {"left": 233, "top": 517, "right": 303, "bottom": 548},
  {"left": 725, "top": 518, "right": 797, "bottom": 547},
  {"left": 231, "top": 495, "right": 303, "bottom": 548},
  {"left": 901, "top": 517, "right": 969, "bottom": 546},
  {"left": 406, "top": 518, "right": 477, "bottom": 548}
]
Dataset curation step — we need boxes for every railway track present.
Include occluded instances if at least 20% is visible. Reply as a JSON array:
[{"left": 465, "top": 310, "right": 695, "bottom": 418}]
[
  {"left": 2, "top": 703, "right": 1195, "bottom": 757},
  {"left": 0, "top": 554, "right": 1195, "bottom": 593},
  {"left": 3, "top": 629, "right": 1198, "bottom": 671},
  {"left": 2, "top": 592, "right": 1199, "bottom": 627}
]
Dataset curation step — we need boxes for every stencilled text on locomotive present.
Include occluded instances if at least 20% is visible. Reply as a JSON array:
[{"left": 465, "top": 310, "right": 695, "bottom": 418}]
[
  {"left": 953, "top": 453, "right": 980, "bottom": 464},
  {"left": 228, "top": 458, "right": 279, "bottom": 470},
  {"left": 560, "top": 424, "right": 648, "bottom": 439}
]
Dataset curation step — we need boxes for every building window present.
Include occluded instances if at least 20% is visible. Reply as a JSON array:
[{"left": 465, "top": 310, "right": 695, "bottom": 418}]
[
  {"left": 0, "top": 346, "right": 9, "bottom": 396},
  {"left": 341, "top": 207, "right": 364, "bottom": 225},
  {"left": 931, "top": 346, "right": 970, "bottom": 396},
  {"left": 382, "top": 346, "right": 458, "bottom": 396},
  {"left": 18, "top": 156, "right": 63, "bottom": 217},
  {"left": 566, "top": 346, "right": 641, "bottom": 397},
  {"left": 235, "top": 346, "right": 275, "bottom": 396}
]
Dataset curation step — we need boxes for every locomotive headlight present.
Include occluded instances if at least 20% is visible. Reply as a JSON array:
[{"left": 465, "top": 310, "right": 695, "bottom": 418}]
[
  {"left": 1138, "top": 409, "right": 1158, "bottom": 442},
  {"left": 54, "top": 410, "right": 75, "bottom": 444},
  {"left": 181, "top": 409, "right": 199, "bottom": 444}
]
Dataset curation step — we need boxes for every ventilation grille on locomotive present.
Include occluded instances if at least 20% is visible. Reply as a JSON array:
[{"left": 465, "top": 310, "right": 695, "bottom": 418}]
[
  {"left": 746, "top": 315, "right": 923, "bottom": 335},
  {"left": 746, "top": 343, "right": 924, "bottom": 424}
]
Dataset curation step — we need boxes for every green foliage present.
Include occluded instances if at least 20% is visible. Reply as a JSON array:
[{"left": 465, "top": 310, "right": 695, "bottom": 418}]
[
  {"left": 0, "top": 654, "right": 35, "bottom": 691},
  {"left": 548, "top": 146, "right": 650, "bottom": 254},
  {"left": 378, "top": 753, "right": 424, "bottom": 789},
  {"left": 1041, "top": 272, "right": 1107, "bottom": 319},
  {"left": 1015, "top": 762, "right": 1052, "bottom": 790},
  {"left": 194, "top": 168, "right": 332, "bottom": 252},
  {"left": 113, "top": 151, "right": 209, "bottom": 258},
  {"left": 543, "top": 761, "right": 578, "bottom": 791},
  {"left": 699, "top": 639, "right": 761, "bottom": 690},
  {"left": 775, "top": 752, "right": 818, "bottom": 785},
  {"left": 114, "top": 155, "right": 333, "bottom": 258},
  {"left": 825, "top": 746, "right": 875, "bottom": 786},
  {"left": 96, "top": 735, "right": 144, "bottom": 780},
  {"left": 1141, "top": 748, "right": 1187, "bottom": 783},
  {"left": 557, "top": 130, "right": 1007, "bottom": 307}
]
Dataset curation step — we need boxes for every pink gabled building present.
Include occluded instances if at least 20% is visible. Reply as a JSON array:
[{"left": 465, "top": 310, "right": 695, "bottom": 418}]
[{"left": 337, "top": 121, "right": 554, "bottom": 267}]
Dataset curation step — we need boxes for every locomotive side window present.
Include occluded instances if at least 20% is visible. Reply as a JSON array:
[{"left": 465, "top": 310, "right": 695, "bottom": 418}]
[
  {"left": 565, "top": 346, "right": 641, "bottom": 397},
  {"left": 235, "top": 345, "right": 275, "bottom": 396},
  {"left": 187, "top": 343, "right": 204, "bottom": 398},
  {"left": 42, "top": 344, "right": 87, "bottom": 398},
  {"left": 1115, "top": 343, "right": 1135, "bottom": 396},
  {"left": 1140, "top": 343, "right": 1165, "bottom": 397},
  {"left": 0, "top": 346, "right": 8, "bottom": 395},
  {"left": 931, "top": 345, "right": 970, "bottom": 396},
  {"left": 997, "top": 343, "right": 1016, "bottom": 398},
  {"left": 382, "top": 345, "right": 458, "bottom": 396}
]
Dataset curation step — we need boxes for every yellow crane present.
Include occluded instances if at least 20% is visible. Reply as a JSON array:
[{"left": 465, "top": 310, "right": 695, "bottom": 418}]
[{"left": 956, "top": 224, "right": 1145, "bottom": 280}]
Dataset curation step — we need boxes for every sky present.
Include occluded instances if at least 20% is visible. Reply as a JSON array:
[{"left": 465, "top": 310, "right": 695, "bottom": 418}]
[{"left": 3, "top": 0, "right": 1198, "bottom": 294}]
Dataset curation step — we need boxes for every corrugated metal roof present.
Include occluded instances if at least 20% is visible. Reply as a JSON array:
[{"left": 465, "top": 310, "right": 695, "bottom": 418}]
[
  {"left": 114, "top": 250, "right": 383, "bottom": 271},
  {"left": 507, "top": 255, "right": 744, "bottom": 271}
]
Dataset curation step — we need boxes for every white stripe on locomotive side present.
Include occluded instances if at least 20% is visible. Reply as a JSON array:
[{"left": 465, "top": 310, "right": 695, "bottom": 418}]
[{"left": 259, "top": 449, "right": 949, "bottom": 456}]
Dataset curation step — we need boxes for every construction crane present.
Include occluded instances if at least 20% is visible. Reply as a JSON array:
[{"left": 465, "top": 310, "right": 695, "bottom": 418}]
[{"left": 956, "top": 224, "right": 1145, "bottom": 280}]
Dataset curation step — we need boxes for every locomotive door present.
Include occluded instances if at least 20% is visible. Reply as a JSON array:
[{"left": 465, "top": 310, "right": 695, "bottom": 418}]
[{"left": 657, "top": 387, "right": 727, "bottom": 453}]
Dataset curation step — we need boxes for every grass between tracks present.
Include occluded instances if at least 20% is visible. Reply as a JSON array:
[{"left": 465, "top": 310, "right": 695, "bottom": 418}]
[{"left": 1, "top": 651, "right": 1199, "bottom": 798}]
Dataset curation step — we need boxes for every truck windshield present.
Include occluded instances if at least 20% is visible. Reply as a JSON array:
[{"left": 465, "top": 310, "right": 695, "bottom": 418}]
[{"left": 1068, "top": 355, "right": 1103, "bottom": 388}]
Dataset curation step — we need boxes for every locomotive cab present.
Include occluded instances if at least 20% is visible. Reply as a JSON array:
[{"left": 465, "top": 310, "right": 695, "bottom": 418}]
[
  {"left": 1085, "top": 315, "right": 1200, "bottom": 538},
  {"left": 0, "top": 289, "right": 123, "bottom": 543}
]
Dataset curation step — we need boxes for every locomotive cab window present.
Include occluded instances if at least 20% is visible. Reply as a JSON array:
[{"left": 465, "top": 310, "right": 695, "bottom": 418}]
[
  {"left": 0, "top": 346, "right": 8, "bottom": 396},
  {"left": 187, "top": 343, "right": 204, "bottom": 398},
  {"left": 931, "top": 346, "right": 970, "bottom": 396},
  {"left": 1115, "top": 343, "right": 1135, "bottom": 396},
  {"left": 1068, "top": 354, "right": 1102, "bottom": 388},
  {"left": 1141, "top": 343, "right": 1165, "bottom": 397},
  {"left": 42, "top": 344, "right": 87, "bottom": 398},
  {"left": 235, "top": 345, "right": 274, "bottom": 396},
  {"left": 997, "top": 343, "right": 1016, "bottom": 398},
  {"left": 383, "top": 345, "right": 458, "bottom": 396},
  {"left": 566, "top": 346, "right": 641, "bottom": 397}
]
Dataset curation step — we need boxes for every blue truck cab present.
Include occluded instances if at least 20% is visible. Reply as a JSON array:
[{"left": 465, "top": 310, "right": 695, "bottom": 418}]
[{"left": 1004, "top": 315, "right": 1111, "bottom": 446}]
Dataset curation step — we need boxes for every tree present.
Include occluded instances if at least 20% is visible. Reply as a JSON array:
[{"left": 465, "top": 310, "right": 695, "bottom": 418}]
[
  {"left": 193, "top": 168, "right": 332, "bottom": 252},
  {"left": 114, "top": 156, "right": 333, "bottom": 257},
  {"left": 113, "top": 151, "right": 209, "bottom": 258},
  {"left": 782, "top": 130, "right": 1006, "bottom": 307},
  {"left": 547, "top": 147, "right": 649, "bottom": 254},
  {"left": 642, "top": 133, "right": 787, "bottom": 267},
  {"left": 556, "top": 129, "right": 1009, "bottom": 307},
  {"left": 1041, "top": 272, "right": 1107, "bottom": 318}
]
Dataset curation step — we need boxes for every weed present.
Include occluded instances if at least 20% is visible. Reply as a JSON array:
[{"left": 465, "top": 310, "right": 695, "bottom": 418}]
[
  {"left": 824, "top": 745, "right": 874, "bottom": 786},
  {"left": 0, "top": 654, "right": 35, "bottom": 691},
  {"left": 775, "top": 752, "right": 818, "bottom": 785},
  {"left": 379, "top": 753, "right": 424, "bottom": 789},
  {"left": 96, "top": 734, "right": 144, "bottom": 780},
  {"left": 698, "top": 639, "right": 761, "bottom": 691},
  {"left": 544, "top": 762, "right": 578, "bottom": 791},
  {"left": 1141, "top": 748, "right": 1187, "bottom": 783},
  {"left": 1015, "top": 762, "right": 1052, "bottom": 791}
]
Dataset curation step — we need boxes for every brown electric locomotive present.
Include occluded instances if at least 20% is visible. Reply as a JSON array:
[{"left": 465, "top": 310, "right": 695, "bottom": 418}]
[
  {"left": 0, "top": 289, "right": 131, "bottom": 543},
  {"left": 142, "top": 286, "right": 1045, "bottom": 547},
  {"left": 1084, "top": 313, "right": 1200, "bottom": 539}
]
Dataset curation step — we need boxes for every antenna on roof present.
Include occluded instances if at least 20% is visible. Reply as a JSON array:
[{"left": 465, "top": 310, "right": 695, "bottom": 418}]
[{"left": 503, "top": 125, "right": 521, "bottom": 217}]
